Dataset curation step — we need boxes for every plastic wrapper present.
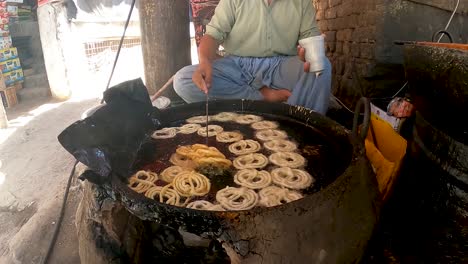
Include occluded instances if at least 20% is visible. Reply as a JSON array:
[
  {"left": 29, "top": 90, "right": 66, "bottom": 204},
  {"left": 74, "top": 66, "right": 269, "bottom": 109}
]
[
  {"left": 58, "top": 78, "right": 163, "bottom": 184},
  {"left": 387, "top": 97, "right": 415, "bottom": 118}
]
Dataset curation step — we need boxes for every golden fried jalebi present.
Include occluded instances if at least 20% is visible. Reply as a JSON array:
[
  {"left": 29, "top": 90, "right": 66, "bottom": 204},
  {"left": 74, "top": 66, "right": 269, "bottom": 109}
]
[
  {"left": 145, "top": 184, "right": 188, "bottom": 206},
  {"left": 175, "top": 144, "right": 232, "bottom": 168},
  {"left": 169, "top": 153, "right": 197, "bottom": 169},
  {"left": 197, "top": 157, "right": 232, "bottom": 167},
  {"left": 160, "top": 166, "right": 186, "bottom": 183},
  {"left": 127, "top": 170, "right": 158, "bottom": 193},
  {"left": 173, "top": 171, "right": 211, "bottom": 197}
]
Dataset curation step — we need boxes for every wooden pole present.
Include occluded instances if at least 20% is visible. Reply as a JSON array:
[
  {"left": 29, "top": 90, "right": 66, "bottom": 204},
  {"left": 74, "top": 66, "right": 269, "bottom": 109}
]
[{"left": 139, "top": 0, "right": 191, "bottom": 99}]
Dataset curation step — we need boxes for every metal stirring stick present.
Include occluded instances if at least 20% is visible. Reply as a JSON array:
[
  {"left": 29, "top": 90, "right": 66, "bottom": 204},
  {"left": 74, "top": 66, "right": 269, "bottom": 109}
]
[
  {"left": 205, "top": 92, "right": 209, "bottom": 145},
  {"left": 201, "top": 79, "right": 209, "bottom": 146}
]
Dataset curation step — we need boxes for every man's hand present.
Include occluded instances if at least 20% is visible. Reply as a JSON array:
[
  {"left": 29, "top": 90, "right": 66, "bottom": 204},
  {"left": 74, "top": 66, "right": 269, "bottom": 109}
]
[
  {"left": 192, "top": 61, "right": 212, "bottom": 94},
  {"left": 297, "top": 45, "right": 311, "bottom": 73}
]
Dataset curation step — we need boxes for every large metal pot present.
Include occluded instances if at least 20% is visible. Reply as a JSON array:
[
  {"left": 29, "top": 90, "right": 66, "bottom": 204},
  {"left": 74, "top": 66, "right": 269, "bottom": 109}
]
[
  {"left": 102, "top": 99, "right": 380, "bottom": 264},
  {"left": 403, "top": 42, "right": 468, "bottom": 144}
]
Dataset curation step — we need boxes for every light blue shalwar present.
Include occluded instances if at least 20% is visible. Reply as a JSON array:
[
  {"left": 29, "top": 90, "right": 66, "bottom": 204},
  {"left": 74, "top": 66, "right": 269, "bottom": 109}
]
[{"left": 173, "top": 55, "right": 332, "bottom": 114}]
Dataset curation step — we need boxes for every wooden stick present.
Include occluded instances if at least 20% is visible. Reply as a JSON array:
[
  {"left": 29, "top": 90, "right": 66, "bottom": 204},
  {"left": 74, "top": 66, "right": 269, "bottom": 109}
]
[{"left": 150, "top": 75, "right": 175, "bottom": 102}]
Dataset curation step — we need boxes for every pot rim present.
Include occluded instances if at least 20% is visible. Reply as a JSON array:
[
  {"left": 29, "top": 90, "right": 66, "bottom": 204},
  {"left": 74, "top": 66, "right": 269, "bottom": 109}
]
[{"left": 110, "top": 99, "right": 366, "bottom": 218}]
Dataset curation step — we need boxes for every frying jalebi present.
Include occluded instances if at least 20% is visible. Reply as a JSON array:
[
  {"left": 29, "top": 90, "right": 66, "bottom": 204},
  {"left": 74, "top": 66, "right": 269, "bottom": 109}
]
[
  {"left": 216, "top": 131, "right": 243, "bottom": 143},
  {"left": 255, "top": 129, "right": 288, "bottom": 141},
  {"left": 233, "top": 153, "right": 269, "bottom": 169},
  {"left": 197, "top": 125, "right": 224, "bottom": 137},
  {"left": 269, "top": 152, "right": 306, "bottom": 168},
  {"left": 228, "top": 139, "right": 261, "bottom": 155},
  {"left": 152, "top": 127, "right": 178, "bottom": 139},
  {"left": 160, "top": 166, "right": 186, "bottom": 183},
  {"left": 258, "top": 186, "right": 303, "bottom": 207},
  {"left": 251, "top": 121, "right": 279, "bottom": 130},
  {"left": 127, "top": 170, "right": 158, "bottom": 193},
  {"left": 270, "top": 167, "right": 314, "bottom": 189},
  {"left": 211, "top": 112, "right": 238, "bottom": 122},
  {"left": 234, "top": 169, "right": 272, "bottom": 189},
  {"left": 216, "top": 187, "right": 259, "bottom": 211},
  {"left": 186, "top": 200, "right": 226, "bottom": 211},
  {"left": 186, "top": 115, "right": 211, "bottom": 124},
  {"left": 264, "top": 139, "right": 297, "bottom": 152},
  {"left": 173, "top": 171, "right": 211, "bottom": 197},
  {"left": 234, "top": 114, "right": 263, "bottom": 124},
  {"left": 178, "top": 123, "right": 202, "bottom": 134},
  {"left": 169, "top": 153, "right": 197, "bottom": 169}
]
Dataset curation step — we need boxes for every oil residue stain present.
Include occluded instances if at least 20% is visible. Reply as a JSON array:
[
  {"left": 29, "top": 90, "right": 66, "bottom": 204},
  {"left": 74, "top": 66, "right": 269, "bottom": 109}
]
[{"left": 132, "top": 112, "right": 350, "bottom": 202}]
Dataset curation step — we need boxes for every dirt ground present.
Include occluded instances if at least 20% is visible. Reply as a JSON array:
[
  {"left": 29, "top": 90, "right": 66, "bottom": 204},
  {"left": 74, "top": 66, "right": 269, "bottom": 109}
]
[{"left": 0, "top": 97, "right": 99, "bottom": 264}]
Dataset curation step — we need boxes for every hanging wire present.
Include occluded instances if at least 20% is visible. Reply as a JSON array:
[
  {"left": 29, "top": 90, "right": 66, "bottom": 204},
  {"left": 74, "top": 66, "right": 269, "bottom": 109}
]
[{"left": 437, "top": 0, "right": 460, "bottom": 42}]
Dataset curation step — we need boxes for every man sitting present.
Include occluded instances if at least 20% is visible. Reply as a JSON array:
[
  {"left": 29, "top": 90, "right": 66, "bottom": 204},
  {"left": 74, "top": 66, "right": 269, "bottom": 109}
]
[{"left": 174, "top": 0, "right": 331, "bottom": 114}]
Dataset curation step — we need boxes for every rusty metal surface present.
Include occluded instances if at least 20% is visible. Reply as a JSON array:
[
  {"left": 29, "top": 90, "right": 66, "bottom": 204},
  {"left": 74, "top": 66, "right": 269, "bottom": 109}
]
[
  {"left": 100, "top": 100, "right": 380, "bottom": 263},
  {"left": 403, "top": 42, "right": 468, "bottom": 144}
]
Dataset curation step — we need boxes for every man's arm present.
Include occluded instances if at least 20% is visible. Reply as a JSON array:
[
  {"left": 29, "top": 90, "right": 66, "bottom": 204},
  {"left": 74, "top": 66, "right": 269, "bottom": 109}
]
[
  {"left": 193, "top": 35, "right": 220, "bottom": 93},
  {"left": 193, "top": 0, "right": 236, "bottom": 93},
  {"left": 298, "top": 0, "right": 322, "bottom": 72},
  {"left": 198, "top": 35, "right": 221, "bottom": 65},
  {"left": 299, "top": 0, "right": 321, "bottom": 39}
]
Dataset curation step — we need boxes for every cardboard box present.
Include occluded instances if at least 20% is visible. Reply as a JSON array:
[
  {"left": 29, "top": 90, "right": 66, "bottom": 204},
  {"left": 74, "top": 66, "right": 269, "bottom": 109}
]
[
  {"left": 6, "top": 5, "right": 16, "bottom": 17},
  {"left": 9, "top": 80, "right": 21, "bottom": 90},
  {"left": 0, "top": 23, "right": 9, "bottom": 37},
  {"left": 0, "top": 6, "right": 9, "bottom": 18},
  {"left": 0, "top": 15, "right": 8, "bottom": 25},
  {"left": 3, "top": 68, "right": 23, "bottom": 86},
  {"left": 370, "top": 103, "right": 406, "bottom": 132},
  {"left": 0, "top": 47, "right": 17, "bottom": 62},
  {"left": 0, "top": 57, "right": 20, "bottom": 73},
  {"left": 0, "top": 85, "right": 17, "bottom": 108},
  {"left": 0, "top": 36, "right": 12, "bottom": 49}
]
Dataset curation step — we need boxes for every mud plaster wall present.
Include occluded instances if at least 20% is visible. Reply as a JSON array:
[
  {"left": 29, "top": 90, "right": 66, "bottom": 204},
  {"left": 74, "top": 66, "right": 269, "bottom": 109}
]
[{"left": 313, "top": 0, "right": 468, "bottom": 105}]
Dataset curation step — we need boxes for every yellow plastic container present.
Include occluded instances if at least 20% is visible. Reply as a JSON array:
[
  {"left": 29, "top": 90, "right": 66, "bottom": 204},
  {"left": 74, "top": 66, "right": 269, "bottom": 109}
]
[{"left": 365, "top": 114, "right": 407, "bottom": 201}]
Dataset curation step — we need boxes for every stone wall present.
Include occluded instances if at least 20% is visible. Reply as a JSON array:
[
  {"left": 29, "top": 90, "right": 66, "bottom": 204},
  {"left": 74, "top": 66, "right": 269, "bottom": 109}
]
[{"left": 314, "top": 0, "right": 468, "bottom": 105}]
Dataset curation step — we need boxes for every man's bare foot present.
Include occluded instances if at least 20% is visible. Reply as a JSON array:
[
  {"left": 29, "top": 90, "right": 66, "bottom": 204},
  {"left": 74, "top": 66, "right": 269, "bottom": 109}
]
[{"left": 260, "top": 86, "right": 292, "bottom": 102}]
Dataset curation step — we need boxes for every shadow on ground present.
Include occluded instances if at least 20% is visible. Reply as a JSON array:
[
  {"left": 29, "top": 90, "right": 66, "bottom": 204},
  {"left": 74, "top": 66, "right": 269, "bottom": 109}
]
[{"left": 0, "top": 97, "right": 99, "bottom": 263}]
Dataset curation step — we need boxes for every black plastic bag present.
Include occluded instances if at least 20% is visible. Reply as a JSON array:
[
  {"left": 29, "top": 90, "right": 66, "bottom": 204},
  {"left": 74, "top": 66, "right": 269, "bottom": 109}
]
[{"left": 58, "top": 78, "right": 162, "bottom": 184}]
